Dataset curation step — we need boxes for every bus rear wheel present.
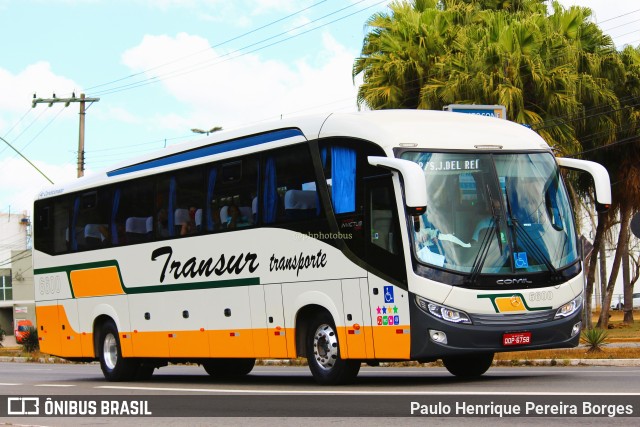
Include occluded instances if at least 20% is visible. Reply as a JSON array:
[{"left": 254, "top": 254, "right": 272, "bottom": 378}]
[
  {"left": 202, "top": 358, "right": 256, "bottom": 378},
  {"left": 97, "top": 320, "right": 138, "bottom": 381},
  {"left": 442, "top": 353, "right": 494, "bottom": 378},
  {"left": 306, "top": 313, "right": 360, "bottom": 385}
]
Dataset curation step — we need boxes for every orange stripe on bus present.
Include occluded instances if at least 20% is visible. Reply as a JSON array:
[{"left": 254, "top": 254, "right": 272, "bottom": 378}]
[{"left": 69, "top": 266, "right": 124, "bottom": 298}]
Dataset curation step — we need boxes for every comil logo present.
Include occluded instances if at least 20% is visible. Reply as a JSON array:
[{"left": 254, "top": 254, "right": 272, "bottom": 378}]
[
  {"left": 496, "top": 278, "right": 532, "bottom": 285},
  {"left": 7, "top": 397, "right": 40, "bottom": 415}
]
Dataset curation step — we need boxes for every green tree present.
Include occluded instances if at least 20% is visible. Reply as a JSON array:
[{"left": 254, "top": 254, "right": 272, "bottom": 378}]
[{"left": 354, "top": 0, "right": 640, "bottom": 328}]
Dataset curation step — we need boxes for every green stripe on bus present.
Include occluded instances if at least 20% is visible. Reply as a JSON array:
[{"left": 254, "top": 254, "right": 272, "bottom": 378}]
[
  {"left": 477, "top": 293, "right": 551, "bottom": 312},
  {"left": 34, "top": 260, "right": 260, "bottom": 296}
]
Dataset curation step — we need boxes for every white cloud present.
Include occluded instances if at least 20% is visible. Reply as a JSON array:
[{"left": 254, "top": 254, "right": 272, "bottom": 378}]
[
  {"left": 96, "top": 106, "right": 142, "bottom": 124},
  {"left": 0, "top": 62, "right": 79, "bottom": 112},
  {"left": 121, "top": 30, "right": 360, "bottom": 130},
  {"left": 0, "top": 157, "right": 77, "bottom": 214}
]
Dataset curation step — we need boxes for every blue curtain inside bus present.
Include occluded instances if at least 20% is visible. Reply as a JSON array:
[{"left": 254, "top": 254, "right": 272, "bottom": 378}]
[
  {"left": 263, "top": 156, "right": 277, "bottom": 223},
  {"left": 206, "top": 167, "right": 217, "bottom": 231},
  {"left": 331, "top": 146, "right": 356, "bottom": 214},
  {"left": 111, "top": 189, "right": 120, "bottom": 245},
  {"left": 317, "top": 147, "right": 327, "bottom": 216},
  {"left": 168, "top": 176, "right": 176, "bottom": 236},
  {"left": 71, "top": 196, "right": 80, "bottom": 251}
]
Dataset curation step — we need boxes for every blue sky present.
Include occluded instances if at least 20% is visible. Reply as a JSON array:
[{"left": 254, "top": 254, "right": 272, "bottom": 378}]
[{"left": 0, "top": 0, "right": 638, "bottom": 214}]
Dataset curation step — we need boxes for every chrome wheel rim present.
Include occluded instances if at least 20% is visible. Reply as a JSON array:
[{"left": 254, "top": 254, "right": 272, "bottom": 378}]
[
  {"left": 103, "top": 333, "right": 118, "bottom": 370},
  {"left": 313, "top": 323, "right": 338, "bottom": 370}
]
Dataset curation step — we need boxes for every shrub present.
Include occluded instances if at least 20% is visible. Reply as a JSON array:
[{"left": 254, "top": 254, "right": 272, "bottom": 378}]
[
  {"left": 581, "top": 328, "right": 609, "bottom": 353},
  {"left": 0, "top": 325, "right": 5, "bottom": 348},
  {"left": 21, "top": 326, "right": 39, "bottom": 353}
]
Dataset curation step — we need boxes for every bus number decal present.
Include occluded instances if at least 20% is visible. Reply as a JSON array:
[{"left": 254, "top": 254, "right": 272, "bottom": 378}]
[{"left": 39, "top": 275, "right": 62, "bottom": 295}]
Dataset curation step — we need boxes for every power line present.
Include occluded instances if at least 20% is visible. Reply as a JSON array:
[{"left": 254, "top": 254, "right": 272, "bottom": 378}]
[
  {"left": 89, "top": 0, "right": 385, "bottom": 97},
  {"left": 84, "top": 0, "right": 330, "bottom": 93},
  {"left": 2, "top": 107, "right": 33, "bottom": 139},
  {"left": 0, "top": 135, "right": 54, "bottom": 184}
]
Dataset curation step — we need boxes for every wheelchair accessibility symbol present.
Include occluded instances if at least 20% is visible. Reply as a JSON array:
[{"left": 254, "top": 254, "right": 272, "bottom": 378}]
[
  {"left": 383, "top": 286, "right": 394, "bottom": 303},
  {"left": 514, "top": 252, "right": 529, "bottom": 269}
]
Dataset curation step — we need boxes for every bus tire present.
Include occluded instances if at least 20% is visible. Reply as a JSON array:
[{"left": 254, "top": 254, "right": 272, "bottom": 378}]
[
  {"left": 202, "top": 358, "right": 256, "bottom": 378},
  {"left": 442, "top": 353, "right": 494, "bottom": 378},
  {"left": 97, "top": 320, "right": 138, "bottom": 382},
  {"left": 306, "top": 312, "right": 360, "bottom": 385}
]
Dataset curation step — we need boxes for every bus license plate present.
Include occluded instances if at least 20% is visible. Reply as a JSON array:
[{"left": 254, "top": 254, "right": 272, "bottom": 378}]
[{"left": 503, "top": 332, "right": 531, "bottom": 346}]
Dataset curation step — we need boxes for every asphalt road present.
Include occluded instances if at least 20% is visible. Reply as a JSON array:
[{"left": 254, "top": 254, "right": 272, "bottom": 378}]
[{"left": 1, "top": 362, "right": 639, "bottom": 426}]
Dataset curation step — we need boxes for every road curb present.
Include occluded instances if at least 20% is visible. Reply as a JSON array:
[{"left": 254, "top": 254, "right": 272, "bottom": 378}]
[{"left": 2, "top": 356, "right": 639, "bottom": 367}]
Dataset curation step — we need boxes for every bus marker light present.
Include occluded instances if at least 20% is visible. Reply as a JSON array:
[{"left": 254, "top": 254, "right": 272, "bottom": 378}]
[
  {"left": 200, "top": 328, "right": 205, "bottom": 332},
  {"left": 353, "top": 324, "right": 361, "bottom": 330}
]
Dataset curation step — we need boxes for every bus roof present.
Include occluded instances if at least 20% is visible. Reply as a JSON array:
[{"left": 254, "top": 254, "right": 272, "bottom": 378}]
[{"left": 35, "top": 110, "right": 550, "bottom": 200}]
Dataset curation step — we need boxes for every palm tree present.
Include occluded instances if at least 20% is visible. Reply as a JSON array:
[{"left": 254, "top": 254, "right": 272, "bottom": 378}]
[{"left": 353, "top": 0, "right": 638, "bottom": 328}]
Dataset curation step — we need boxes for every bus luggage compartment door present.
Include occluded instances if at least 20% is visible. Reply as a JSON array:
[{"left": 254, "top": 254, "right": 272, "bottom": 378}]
[
  {"left": 263, "top": 283, "right": 288, "bottom": 358},
  {"left": 341, "top": 278, "right": 372, "bottom": 359}
]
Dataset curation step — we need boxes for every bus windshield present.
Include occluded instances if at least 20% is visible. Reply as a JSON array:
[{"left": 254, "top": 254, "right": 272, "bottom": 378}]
[{"left": 400, "top": 151, "right": 578, "bottom": 276}]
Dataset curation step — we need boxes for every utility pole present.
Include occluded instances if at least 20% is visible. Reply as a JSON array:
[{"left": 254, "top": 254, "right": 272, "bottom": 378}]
[{"left": 32, "top": 92, "right": 100, "bottom": 178}]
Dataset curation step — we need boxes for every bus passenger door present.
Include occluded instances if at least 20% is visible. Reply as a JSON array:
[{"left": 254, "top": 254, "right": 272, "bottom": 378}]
[
  {"left": 263, "top": 283, "right": 288, "bottom": 358},
  {"left": 364, "top": 176, "right": 410, "bottom": 359},
  {"left": 341, "top": 278, "right": 372, "bottom": 359}
]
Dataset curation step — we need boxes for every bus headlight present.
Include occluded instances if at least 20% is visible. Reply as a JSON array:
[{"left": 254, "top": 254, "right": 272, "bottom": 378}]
[
  {"left": 416, "top": 296, "right": 472, "bottom": 324},
  {"left": 555, "top": 294, "right": 583, "bottom": 319}
]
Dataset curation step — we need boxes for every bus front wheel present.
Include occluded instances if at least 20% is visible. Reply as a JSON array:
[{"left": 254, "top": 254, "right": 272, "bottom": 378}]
[
  {"left": 442, "top": 353, "right": 494, "bottom": 378},
  {"left": 306, "top": 313, "right": 360, "bottom": 385},
  {"left": 97, "top": 320, "right": 138, "bottom": 381}
]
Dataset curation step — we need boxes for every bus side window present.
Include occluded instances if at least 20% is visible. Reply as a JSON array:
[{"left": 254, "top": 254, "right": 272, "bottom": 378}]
[
  {"left": 72, "top": 190, "right": 111, "bottom": 251},
  {"left": 215, "top": 157, "right": 258, "bottom": 230},
  {"left": 34, "top": 199, "right": 71, "bottom": 255},
  {"left": 173, "top": 166, "right": 205, "bottom": 236},
  {"left": 114, "top": 179, "right": 155, "bottom": 246},
  {"left": 262, "top": 144, "right": 323, "bottom": 224},
  {"left": 319, "top": 138, "right": 387, "bottom": 260}
]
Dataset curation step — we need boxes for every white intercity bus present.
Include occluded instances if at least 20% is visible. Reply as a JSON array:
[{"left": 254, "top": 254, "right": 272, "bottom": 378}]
[{"left": 33, "top": 110, "right": 611, "bottom": 384}]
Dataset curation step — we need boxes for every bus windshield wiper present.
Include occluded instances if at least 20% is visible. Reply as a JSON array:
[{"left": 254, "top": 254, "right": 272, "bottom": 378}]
[
  {"left": 466, "top": 216, "right": 496, "bottom": 285},
  {"left": 503, "top": 186, "right": 558, "bottom": 277},
  {"left": 466, "top": 184, "right": 503, "bottom": 285}
]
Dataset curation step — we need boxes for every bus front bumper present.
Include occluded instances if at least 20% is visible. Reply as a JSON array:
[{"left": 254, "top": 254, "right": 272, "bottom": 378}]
[{"left": 409, "top": 296, "right": 582, "bottom": 360}]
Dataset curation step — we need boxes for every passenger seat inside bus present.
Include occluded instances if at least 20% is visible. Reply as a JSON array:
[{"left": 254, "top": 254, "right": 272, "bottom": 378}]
[
  {"left": 284, "top": 189, "right": 317, "bottom": 219},
  {"left": 125, "top": 216, "right": 153, "bottom": 243},
  {"left": 84, "top": 223, "right": 108, "bottom": 249}
]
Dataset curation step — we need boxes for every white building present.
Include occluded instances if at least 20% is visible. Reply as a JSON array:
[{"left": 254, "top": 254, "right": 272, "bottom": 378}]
[{"left": 0, "top": 211, "right": 34, "bottom": 336}]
